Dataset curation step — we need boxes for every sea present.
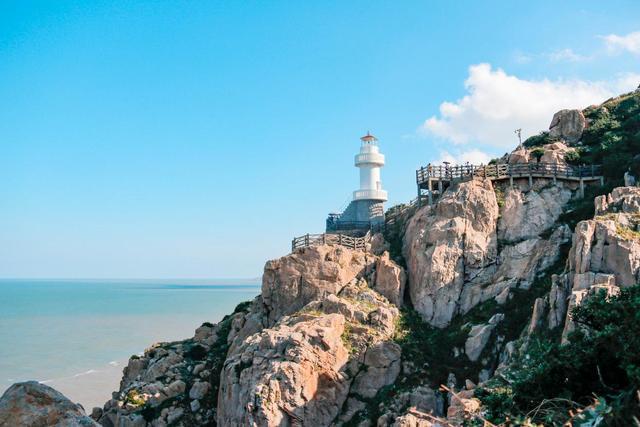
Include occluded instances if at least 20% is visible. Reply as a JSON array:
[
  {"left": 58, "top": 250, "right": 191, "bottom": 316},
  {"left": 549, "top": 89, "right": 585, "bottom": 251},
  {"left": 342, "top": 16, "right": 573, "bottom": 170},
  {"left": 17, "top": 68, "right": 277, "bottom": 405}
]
[{"left": 0, "top": 279, "right": 260, "bottom": 410}]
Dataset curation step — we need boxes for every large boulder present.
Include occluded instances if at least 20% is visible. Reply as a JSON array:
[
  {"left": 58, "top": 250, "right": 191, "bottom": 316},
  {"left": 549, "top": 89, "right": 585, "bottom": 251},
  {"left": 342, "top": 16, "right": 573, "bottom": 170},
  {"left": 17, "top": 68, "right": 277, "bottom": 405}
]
[
  {"left": 218, "top": 267, "right": 401, "bottom": 426},
  {"left": 403, "top": 179, "right": 499, "bottom": 327},
  {"left": 464, "top": 313, "right": 504, "bottom": 362},
  {"left": 521, "top": 187, "right": 640, "bottom": 343},
  {"left": 539, "top": 141, "right": 575, "bottom": 165},
  {"left": 218, "top": 285, "right": 401, "bottom": 426},
  {"left": 498, "top": 186, "right": 572, "bottom": 242},
  {"left": 569, "top": 217, "right": 640, "bottom": 287},
  {"left": 262, "top": 245, "right": 375, "bottom": 325},
  {"left": 350, "top": 341, "right": 402, "bottom": 398},
  {"left": 375, "top": 252, "right": 406, "bottom": 307},
  {"left": 594, "top": 186, "right": 640, "bottom": 216},
  {"left": 404, "top": 178, "right": 574, "bottom": 328},
  {"left": 507, "top": 147, "right": 529, "bottom": 164},
  {"left": 0, "top": 381, "right": 99, "bottom": 427},
  {"left": 218, "top": 313, "right": 351, "bottom": 426},
  {"left": 548, "top": 109, "right": 586, "bottom": 144},
  {"left": 376, "top": 385, "right": 443, "bottom": 426}
]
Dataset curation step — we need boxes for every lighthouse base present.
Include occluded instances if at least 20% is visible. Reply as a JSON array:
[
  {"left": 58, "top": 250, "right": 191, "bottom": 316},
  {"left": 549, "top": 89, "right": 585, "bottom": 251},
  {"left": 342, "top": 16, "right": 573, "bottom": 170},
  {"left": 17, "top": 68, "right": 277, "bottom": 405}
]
[{"left": 326, "top": 199, "right": 385, "bottom": 234}]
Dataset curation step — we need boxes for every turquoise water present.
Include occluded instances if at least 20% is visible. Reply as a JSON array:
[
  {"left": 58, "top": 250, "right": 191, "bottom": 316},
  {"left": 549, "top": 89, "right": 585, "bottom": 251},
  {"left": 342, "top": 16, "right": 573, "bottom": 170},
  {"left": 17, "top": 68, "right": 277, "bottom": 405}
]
[{"left": 0, "top": 279, "right": 260, "bottom": 407}]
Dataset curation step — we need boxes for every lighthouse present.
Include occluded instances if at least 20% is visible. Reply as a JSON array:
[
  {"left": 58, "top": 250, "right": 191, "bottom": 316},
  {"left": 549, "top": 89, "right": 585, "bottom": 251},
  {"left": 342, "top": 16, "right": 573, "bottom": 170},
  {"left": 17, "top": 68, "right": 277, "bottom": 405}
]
[
  {"left": 354, "top": 132, "right": 388, "bottom": 202},
  {"left": 326, "top": 132, "right": 387, "bottom": 233}
]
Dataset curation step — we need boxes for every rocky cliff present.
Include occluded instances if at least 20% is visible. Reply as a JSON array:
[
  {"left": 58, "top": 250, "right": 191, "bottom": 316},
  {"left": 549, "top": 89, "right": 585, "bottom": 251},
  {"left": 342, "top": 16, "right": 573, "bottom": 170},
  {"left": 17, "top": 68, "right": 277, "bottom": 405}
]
[{"left": 2, "top": 90, "right": 640, "bottom": 426}]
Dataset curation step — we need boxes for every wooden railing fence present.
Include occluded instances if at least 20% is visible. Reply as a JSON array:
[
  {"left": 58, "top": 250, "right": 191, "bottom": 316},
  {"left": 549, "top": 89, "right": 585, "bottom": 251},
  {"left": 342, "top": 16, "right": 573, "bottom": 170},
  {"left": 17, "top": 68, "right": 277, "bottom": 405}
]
[
  {"left": 417, "top": 162, "right": 602, "bottom": 186},
  {"left": 291, "top": 231, "right": 371, "bottom": 252}
]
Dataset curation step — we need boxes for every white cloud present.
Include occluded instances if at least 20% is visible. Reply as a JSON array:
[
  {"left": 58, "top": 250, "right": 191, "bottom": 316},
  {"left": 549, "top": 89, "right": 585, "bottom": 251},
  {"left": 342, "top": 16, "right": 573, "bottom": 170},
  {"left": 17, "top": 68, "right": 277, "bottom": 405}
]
[
  {"left": 615, "top": 72, "right": 640, "bottom": 92},
  {"left": 421, "top": 63, "right": 640, "bottom": 149},
  {"left": 513, "top": 51, "right": 534, "bottom": 64},
  {"left": 437, "top": 149, "right": 492, "bottom": 165},
  {"left": 602, "top": 31, "right": 640, "bottom": 55},
  {"left": 513, "top": 48, "right": 589, "bottom": 64},
  {"left": 547, "top": 48, "right": 589, "bottom": 62}
]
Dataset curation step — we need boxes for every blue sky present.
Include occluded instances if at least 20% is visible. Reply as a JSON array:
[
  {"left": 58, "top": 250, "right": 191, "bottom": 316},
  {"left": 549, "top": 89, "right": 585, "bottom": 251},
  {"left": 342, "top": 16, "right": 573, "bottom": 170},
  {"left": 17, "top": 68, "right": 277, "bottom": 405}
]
[{"left": 1, "top": 1, "right": 639, "bottom": 278}]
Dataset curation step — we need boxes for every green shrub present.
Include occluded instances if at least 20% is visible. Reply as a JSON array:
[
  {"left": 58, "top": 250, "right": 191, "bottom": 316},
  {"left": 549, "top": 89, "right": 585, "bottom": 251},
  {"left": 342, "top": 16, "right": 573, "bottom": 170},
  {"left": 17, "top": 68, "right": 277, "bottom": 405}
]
[
  {"left": 186, "top": 344, "right": 207, "bottom": 360},
  {"left": 523, "top": 131, "right": 552, "bottom": 148},
  {"left": 564, "top": 149, "right": 581, "bottom": 165},
  {"left": 558, "top": 183, "right": 615, "bottom": 230},
  {"left": 577, "top": 91, "right": 640, "bottom": 184},
  {"left": 530, "top": 147, "right": 545, "bottom": 162},
  {"left": 383, "top": 204, "right": 411, "bottom": 267},
  {"left": 477, "top": 284, "right": 640, "bottom": 425}
]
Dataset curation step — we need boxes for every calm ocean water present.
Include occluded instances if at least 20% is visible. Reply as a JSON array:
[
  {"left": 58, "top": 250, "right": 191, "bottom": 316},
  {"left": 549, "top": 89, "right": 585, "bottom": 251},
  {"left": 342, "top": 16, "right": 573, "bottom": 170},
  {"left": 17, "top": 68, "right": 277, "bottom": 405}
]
[{"left": 0, "top": 279, "right": 260, "bottom": 409}]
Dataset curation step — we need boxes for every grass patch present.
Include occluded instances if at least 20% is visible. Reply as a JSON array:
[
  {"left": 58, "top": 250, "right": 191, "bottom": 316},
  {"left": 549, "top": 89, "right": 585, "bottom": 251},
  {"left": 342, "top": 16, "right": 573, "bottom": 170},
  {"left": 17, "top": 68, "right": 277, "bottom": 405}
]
[
  {"left": 341, "top": 323, "right": 355, "bottom": 354},
  {"left": 494, "top": 187, "right": 506, "bottom": 209},
  {"left": 616, "top": 224, "right": 640, "bottom": 241}
]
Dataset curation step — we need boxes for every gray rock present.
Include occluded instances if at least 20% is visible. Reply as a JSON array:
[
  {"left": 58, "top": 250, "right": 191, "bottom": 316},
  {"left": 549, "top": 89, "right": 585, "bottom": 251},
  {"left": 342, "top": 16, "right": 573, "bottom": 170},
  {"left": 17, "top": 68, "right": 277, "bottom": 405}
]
[
  {"left": 465, "top": 314, "right": 504, "bottom": 362},
  {"left": 549, "top": 109, "right": 586, "bottom": 143},
  {"left": 166, "top": 407, "right": 184, "bottom": 424},
  {"left": 374, "top": 252, "right": 406, "bottom": 307},
  {"left": 188, "top": 381, "right": 210, "bottom": 400},
  {"left": 164, "top": 379, "right": 186, "bottom": 398},
  {"left": 90, "top": 406, "right": 103, "bottom": 420},
  {"left": 351, "top": 341, "right": 402, "bottom": 398},
  {"left": 0, "top": 381, "right": 100, "bottom": 426}
]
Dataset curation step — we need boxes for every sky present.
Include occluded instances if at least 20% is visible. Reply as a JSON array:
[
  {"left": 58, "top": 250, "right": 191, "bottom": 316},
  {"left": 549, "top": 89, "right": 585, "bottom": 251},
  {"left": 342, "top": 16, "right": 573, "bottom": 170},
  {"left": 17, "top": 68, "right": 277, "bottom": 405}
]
[{"left": 1, "top": 1, "right": 639, "bottom": 278}]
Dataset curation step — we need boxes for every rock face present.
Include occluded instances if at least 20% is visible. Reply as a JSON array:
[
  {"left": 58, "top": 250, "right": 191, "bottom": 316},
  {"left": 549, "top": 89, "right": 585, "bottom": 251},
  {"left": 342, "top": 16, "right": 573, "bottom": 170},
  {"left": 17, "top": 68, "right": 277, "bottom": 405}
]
[
  {"left": 376, "top": 384, "right": 443, "bottom": 426},
  {"left": 508, "top": 147, "right": 529, "bottom": 164},
  {"left": 98, "top": 300, "right": 256, "bottom": 427},
  {"left": 464, "top": 313, "right": 504, "bottom": 362},
  {"left": 261, "top": 245, "right": 375, "bottom": 326},
  {"left": 0, "top": 381, "right": 99, "bottom": 427},
  {"left": 214, "top": 246, "right": 404, "bottom": 426},
  {"left": 548, "top": 109, "right": 586, "bottom": 143},
  {"left": 539, "top": 141, "right": 575, "bottom": 165},
  {"left": 499, "top": 185, "right": 571, "bottom": 242},
  {"left": 404, "top": 178, "right": 572, "bottom": 328},
  {"left": 218, "top": 276, "right": 400, "bottom": 426},
  {"left": 375, "top": 251, "right": 406, "bottom": 307},
  {"left": 88, "top": 244, "right": 406, "bottom": 427},
  {"left": 218, "top": 313, "right": 350, "bottom": 425},
  {"left": 520, "top": 187, "right": 640, "bottom": 343},
  {"left": 404, "top": 179, "right": 499, "bottom": 327}
]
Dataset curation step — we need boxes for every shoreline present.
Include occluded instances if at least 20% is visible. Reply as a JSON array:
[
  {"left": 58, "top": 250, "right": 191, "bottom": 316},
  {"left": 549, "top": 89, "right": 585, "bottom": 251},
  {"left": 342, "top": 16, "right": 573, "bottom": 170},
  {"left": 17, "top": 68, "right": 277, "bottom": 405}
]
[{"left": 2, "top": 357, "right": 130, "bottom": 411}]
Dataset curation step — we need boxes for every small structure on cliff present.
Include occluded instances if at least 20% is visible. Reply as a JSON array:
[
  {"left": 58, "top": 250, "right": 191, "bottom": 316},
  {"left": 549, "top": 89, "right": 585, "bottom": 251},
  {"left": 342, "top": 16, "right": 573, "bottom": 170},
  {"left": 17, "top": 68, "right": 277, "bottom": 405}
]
[
  {"left": 326, "top": 132, "right": 388, "bottom": 233},
  {"left": 417, "top": 161, "right": 603, "bottom": 205}
]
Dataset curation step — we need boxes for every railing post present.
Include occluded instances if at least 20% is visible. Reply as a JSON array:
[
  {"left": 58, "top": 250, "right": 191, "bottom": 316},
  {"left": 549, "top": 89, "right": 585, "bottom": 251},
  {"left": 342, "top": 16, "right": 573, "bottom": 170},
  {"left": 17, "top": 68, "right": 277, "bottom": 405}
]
[
  {"left": 322, "top": 234, "right": 326, "bottom": 244},
  {"left": 305, "top": 234, "right": 309, "bottom": 247},
  {"left": 339, "top": 234, "right": 342, "bottom": 246},
  {"left": 591, "top": 164, "right": 595, "bottom": 178},
  {"left": 292, "top": 239, "right": 295, "bottom": 252}
]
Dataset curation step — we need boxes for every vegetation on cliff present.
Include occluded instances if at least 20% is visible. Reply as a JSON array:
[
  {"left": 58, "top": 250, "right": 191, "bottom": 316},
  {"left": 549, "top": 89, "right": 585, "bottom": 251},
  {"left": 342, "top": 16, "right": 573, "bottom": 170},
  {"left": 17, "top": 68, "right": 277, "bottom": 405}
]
[
  {"left": 477, "top": 285, "right": 640, "bottom": 426},
  {"left": 524, "top": 90, "right": 640, "bottom": 185}
]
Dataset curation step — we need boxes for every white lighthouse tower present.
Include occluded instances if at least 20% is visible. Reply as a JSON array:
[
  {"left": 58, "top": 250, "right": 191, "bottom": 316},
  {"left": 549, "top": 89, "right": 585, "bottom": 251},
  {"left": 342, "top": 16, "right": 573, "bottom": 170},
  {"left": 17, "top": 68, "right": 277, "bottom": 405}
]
[
  {"left": 353, "top": 132, "right": 388, "bottom": 203},
  {"left": 326, "top": 132, "right": 387, "bottom": 233}
]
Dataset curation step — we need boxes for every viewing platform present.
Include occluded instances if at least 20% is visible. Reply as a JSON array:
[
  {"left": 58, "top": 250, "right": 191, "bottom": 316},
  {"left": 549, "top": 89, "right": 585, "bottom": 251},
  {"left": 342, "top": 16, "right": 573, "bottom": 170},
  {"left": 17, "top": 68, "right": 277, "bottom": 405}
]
[
  {"left": 291, "top": 232, "right": 371, "bottom": 252},
  {"left": 417, "top": 162, "right": 604, "bottom": 205}
]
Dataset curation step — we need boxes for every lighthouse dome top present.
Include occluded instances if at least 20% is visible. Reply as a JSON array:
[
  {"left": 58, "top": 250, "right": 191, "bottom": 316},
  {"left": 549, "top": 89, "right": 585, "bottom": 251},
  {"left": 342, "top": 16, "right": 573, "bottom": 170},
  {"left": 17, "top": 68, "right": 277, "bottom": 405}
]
[{"left": 360, "top": 132, "right": 378, "bottom": 143}]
